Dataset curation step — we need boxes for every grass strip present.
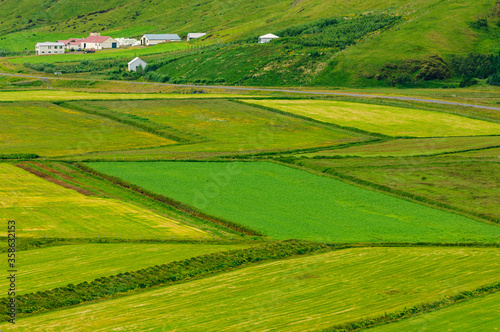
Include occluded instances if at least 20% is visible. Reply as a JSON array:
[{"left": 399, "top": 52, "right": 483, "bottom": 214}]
[
  {"left": 321, "top": 281, "right": 500, "bottom": 331},
  {"left": 0, "top": 240, "right": 329, "bottom": 321},
  {"left": 72, "top": 162, "right": 265, "bottom": 236}
]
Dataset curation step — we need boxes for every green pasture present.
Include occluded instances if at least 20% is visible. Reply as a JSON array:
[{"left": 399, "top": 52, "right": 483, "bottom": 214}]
[
  {"left": 0, "top": 243, "right": 248, "bottom": 295},
  {"left": 301, "top": 159, "right": 500, "bottom": 221},
  {"left": 0, "top": 164, "right": 207, "bottom": 238},
  {"left": 67, "top": 99, "right": 367, "bottom": 159},
  {"left": 87, "top": 161, "right": 500, "bottom": 243},
  {"left": 0, "top": 101, "right": 174, "bottom": 157},
  {"left": 370, "top": 291, "right": 500, "bottom": 332},
  {"left": 300, "top": 136, "right": 500, "bottom": 158},
  {"left": 9, "top": 42, "right": 191, "bottom": 64},
  {"left": 247, "top": 99, "right": 500, "bottom": 137},
  {"left": 5, "top": 247, "right": 499, "bottom": 331},
  {"left": 452, "top": 146, "right": 500, "bottom": 158}
]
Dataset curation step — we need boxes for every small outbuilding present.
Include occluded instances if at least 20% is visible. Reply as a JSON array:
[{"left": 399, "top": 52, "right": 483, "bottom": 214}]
[
  {"left": 128, "top": 57, "right": 147, "bottom": 72},
  {"left": 187, "top": 33, "right": 206, "bottom": 41},
  {"left": 140, "top": 34, "right": 181, "bottom": 46},
  {"left": 258, "top": 33, "right": 279, "bottom": 44}
]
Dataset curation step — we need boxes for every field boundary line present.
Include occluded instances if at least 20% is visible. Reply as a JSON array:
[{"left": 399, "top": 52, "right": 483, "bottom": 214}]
[
  {"left": 320, "top": 281, "right": 500, "bottom": 332},
  {"left": 274, "top": 160, "right": 500, "bottom": 226}
]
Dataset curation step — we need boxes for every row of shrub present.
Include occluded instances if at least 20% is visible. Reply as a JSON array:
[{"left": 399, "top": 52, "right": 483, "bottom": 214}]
[
  {"left": 56, "top": 102, "right": 199, "bottom": 143},
  {"left": 323, "top": 281, "right": 500, "bottom": 331},
  {"left": 0, "top": 153, "right": 39, "bottom": 160},
  {"left": 301, "top": 164, "right": 499, "bottom": 224},
  {"left": 24, "top": 59, "right": 126, "bottom": 74},
  {"left": 72, "top": 162, "right": 266, "bottom": 236},
  {"left": 0, "top": 240, "right": 329, "bottom": 320}
]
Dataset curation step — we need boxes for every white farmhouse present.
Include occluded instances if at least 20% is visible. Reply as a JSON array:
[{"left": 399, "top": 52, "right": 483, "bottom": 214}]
[
  {"left": 35, "top": 42, "right": 65, "bottom": 55},
  {"left": 128, "top": 57, "right": 147, "bottom": 72},
  {"left": 140, "top": 34, "right": 181, "bottom": 46},
  {"left": 187, "top": 33, "right": 206, "bottom": 41},
  {"left": 81, "top": 33, "right": 119, "bottom": 50},
  {"left": 258, "top": 33, "right": 279, "bottom": 44}
]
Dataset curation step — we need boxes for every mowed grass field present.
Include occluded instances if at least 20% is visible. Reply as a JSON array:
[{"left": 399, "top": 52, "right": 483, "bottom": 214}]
[
  {"left": 302, "top": 159, "right": 500, "bottom": 221},
  {"left": 0, "top": 102, "right": 174, "bottom": 157},
  {"left": 0, "top": 243, "right": 248, "bottom": 295},
  {"left": 300, "top": 136, "right": 500, "bottom": 158},
  {"left": 69, "top": 99, "right": 367, "bottom": 158},
  {"left": 87, "top": 161, "right": 500, "bottom": 243},
  {"left": 0, "top": 164, "right": 207, "bottom": 238},
  {"left": 0, "top": 90, "right": 254, "bottom": 102},
  {"left": 4, "top": 247, "right": 499, "bottom": 331},
  {"left": 370, "top": 291, "right": 500, "bottom": 332},
  {"left": 246, "top": 100, "right": 500, "bottom": 137}
]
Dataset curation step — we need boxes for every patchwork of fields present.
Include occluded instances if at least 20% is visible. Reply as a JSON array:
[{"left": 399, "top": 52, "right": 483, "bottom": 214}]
[
  {"left": 1, "top": 89, "right": 499, "bottom": 330},
  {"left": 3, "top": 247, "right": 498, "bottom": 331}
]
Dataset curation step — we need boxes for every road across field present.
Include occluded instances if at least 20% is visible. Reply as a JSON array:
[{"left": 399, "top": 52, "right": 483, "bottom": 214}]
[{"left": 1, "top": 72, "right": 500, "bottom": 111}]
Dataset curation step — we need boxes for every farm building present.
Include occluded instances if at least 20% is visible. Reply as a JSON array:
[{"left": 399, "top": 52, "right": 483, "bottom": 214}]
[
  {"left": 35, "top": 42, "right": 65, "bottom": 55},
  {"left": 187, "top": 33, "right": 206, "bottom": 41},
  {"left": 258, "top": 33, "right": 279, "bottom": 43},
  {"left": 81, "top": 33, "right": 119, "bottom": 50},
  {"left": 128, "top": 57, "right": 147, "bottom": 72},
  {"left": 57, "top": 38, "right": 84, "bottom": 51},
  {"left": 140, "top": 34, "right": 181, "bottom": 46}
]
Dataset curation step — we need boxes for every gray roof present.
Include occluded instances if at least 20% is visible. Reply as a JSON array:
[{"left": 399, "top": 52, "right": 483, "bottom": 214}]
[
  {"left": 143, "top": 34, "right": 181, "bottom": 40},
  {"left": 36, "top": 42, "right": 66, "bottom": 46}
]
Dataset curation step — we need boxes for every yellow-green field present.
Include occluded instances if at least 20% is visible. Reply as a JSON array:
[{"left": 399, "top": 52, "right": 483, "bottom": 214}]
[
  {"left": 370, "top": 291, "right": 500, "bottom": 332},
  {"left": 4, "top": 247, "right": 498, "bottom": 331},
  {"left": 300, "top": 136, "right": 500, "bottom": 158},
  {"left": 0, "top": 243, "right": 248, "bottom": 295},
  {"left": 0, "top": 164, "right": 207, "bottom": 238},
  {"left": 247, "top": 100, "right": 500, "bottom": 137},
  {"left": 0, "top": 102, "right": 174, "bottom": 157},
  {"left": 0, "top": 90, "right": 254, "bottom": 102}
]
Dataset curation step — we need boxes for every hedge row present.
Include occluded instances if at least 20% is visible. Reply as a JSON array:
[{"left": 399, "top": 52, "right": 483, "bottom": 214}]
[
  {"left": 323, "top": 281, "right": 500, "bottom": 331},
  {"left": 54, "top": 102, "right": 201, "bottom": 144},
  {"left": 0, "top": 240, "right": 330, "bottom": 321},
  {"left": 72, "top": 162, "right": 266, "bottom": 236},
  {"left": 0, "top": 153, "right": 39, "bottom": 160},
  {"left": 315, "top": 166, "right": 499, "bottom": 224}
]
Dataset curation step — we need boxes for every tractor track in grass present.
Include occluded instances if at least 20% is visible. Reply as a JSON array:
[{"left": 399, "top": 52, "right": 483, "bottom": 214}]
[{"left": 1, "top": 72, "right": 500, "bottom": 111}]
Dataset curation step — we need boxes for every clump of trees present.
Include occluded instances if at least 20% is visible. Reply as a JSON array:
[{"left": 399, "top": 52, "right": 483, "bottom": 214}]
[{"left": 449, "top": 52, "right": 500, "bottom": 87}]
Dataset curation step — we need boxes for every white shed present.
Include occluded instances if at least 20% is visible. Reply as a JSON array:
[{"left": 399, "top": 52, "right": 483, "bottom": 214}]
[
  {"left": 258, "top": 33, "right": 279, "bottom": 44},
  {"left": 140, "top": 34, "right": 181, "bottom": 46},
  {"left": 128, "top": 57, "right": 147, "bottom": 72},
  {"left": 187, "top": 33, "right": 206, "bottom": 41}
]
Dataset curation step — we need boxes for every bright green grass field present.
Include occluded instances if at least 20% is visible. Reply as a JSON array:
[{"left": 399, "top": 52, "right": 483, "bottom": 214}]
[
  {"left": 0, "top": 243, "right": 247, "bottom": 295},
  {"left": 0, "top": 90, "right": 252, "bottom": 102},
  {"left": 370, "top": 291, "right": 500, "bottom": 332},
  {"left": 74, "top": 99, "right": 367, "bottom": 158},
  {"left": 4, "top": 247, "right": 499, "bottom": 331},
  {"left": 0, "top": 102, "right": 174, "bottom": 157},
  {"left": 247, "top": 100, "right": 500, "bottom": 137},
  {"left": 9, "top": 42, "right": 191, "bottom": 64},
  {"left": 87, "top": 161, "right": 500, "bottom": 243},
  {"left": 0, "top": 164, "right": 207, "bottom": 238},
  {"left": 301, "top": 136, "right": 500, "bottom": 158}
]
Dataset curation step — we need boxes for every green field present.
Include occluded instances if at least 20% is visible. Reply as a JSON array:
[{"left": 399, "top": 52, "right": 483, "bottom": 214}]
[
  {"left": 0, "top": 243, "right": 247, "bottom": 295},
  {"left": 301, "top": 158, "right": 500, "bottom": 221},
  {"left": 300, "top": 136, "right": 500, "bottom": 158},
  {"left": 370, "top": 291, "right": 500, "bottom": 332},
  {"left": 4, "top": 247, "right": 499, "bottom": 331},
  {"left": 0, "top": 101, "right": 174, "bottom": 157},
  {"left": 64, "top": 99, "right": 367, "bottom": 159},
  {"left": 87, "top": 161, "right": 500, "bottom": 243},
  {"left": 0, "top": 163, "right": 207, "bottom": 238},
  {"left": 247, "top": 100, "right": 500, "bottom": 137}
]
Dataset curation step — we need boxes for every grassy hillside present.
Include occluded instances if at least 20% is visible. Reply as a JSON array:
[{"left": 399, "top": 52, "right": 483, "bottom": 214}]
[{"left": 4, "top": 247, "right": 499, "bottom": 331}]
